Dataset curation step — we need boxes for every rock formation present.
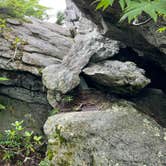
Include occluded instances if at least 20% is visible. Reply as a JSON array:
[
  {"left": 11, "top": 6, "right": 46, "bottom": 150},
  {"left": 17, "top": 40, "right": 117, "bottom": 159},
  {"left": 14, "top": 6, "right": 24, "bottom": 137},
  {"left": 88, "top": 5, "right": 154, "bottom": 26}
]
[
  {"left": 0, "top": 17, "right": 73, "bottom": 132},
  {"left": 0, "top": 0, "right": 166, "bottom": 164}
]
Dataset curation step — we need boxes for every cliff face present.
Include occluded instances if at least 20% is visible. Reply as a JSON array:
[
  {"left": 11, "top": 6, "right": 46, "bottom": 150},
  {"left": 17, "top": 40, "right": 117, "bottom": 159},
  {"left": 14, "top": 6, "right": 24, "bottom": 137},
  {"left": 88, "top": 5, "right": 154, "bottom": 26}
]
[
  {"left": 0, "top": 1, "right": 166, "bottom": 164},
  {"left": 0, "top": 17, "right": 73, "bottom": 132}
]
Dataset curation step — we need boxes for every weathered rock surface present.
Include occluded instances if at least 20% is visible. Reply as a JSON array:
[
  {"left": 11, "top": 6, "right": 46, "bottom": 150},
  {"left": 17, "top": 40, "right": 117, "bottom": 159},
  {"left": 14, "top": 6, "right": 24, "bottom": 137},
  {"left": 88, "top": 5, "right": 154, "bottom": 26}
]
[
  {"left": 0, "top": 17, "right": 75, "bottom": 111},
  {"left": 0, "top": 70, "right": 51, "bottom": 133},
  {"left": 22, "top": 52, "right": 61, "bottom": 67},
  {"left": 0, "top": 7, "right": 166, "bottom": 164},
  {"left": 42, "top": 64, "right": 80, "bottom": 94},
  {"left": 65, "top": 0, "right": 97, "bottom": 34},
  {"left": 42, "top": 31, "right": 120, "bottom": 103},
  {"left": 44, "top": 98, "right": 166, "bottom": 165},
  {"left": 0, "top": 95, "right": 50, "bottom": 134},
  {"left": 83, "top": 60, "right": 150, "bottom": 94},
  {"left": 0, "top": 17, "right": 73, "bottom": 75},
  {"left": 63, "top": 31, "right": 120, "bottom": 66}
]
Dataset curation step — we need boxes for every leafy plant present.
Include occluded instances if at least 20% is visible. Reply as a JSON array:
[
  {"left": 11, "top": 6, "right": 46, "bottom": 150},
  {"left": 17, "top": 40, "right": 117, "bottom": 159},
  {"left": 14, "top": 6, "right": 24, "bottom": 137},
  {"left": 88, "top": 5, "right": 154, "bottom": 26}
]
[
  {"left": 0, "top": 120, "right": 44, "bottom": 165},
  {"left": 0, "top": 77, "right": 8, "bottom": 111},
  {"left": 62, "top": 95, "right": 74, "bottom": 103},
  {"left": 0, "top": 77, "right": 9, "bottom": 81},
  {"left": 157, "top": 26, "right": 166, "bottom": 33},
  {"left": 0, "top": 104, "right": 6, "bottom": 110},
  {"left": 0, "top": 0, "right": 49, "bottom": 19},
  {"left": 49, "top": 108, "right": 61, "bottom": 116},
  {"left": 0, "top": 18, "right": 6, "bottom": 32},
  {"left": 94, "top": 0, "right": 166, "bottom": 31}
]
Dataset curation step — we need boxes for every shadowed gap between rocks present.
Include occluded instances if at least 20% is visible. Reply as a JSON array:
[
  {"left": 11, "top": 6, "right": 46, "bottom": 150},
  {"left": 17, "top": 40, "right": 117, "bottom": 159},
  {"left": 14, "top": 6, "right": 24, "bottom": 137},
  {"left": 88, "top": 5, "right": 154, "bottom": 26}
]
[
  {"left": 88, "top": 46, "right": 166, "bottom": 94},
  {"left": 112, "top": 47, "right": 166, "bottom": 94},
  {"left": 81, "top": 47, "right": 166, "bottom": 127}
]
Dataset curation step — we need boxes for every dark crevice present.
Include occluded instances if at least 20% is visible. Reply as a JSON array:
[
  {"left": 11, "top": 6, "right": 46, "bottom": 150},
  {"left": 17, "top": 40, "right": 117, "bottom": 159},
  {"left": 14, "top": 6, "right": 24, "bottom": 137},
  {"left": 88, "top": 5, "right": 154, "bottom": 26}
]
[
  {"left": 0, "top": 69, "right": 44, "bottom": 92},
  {"left": 111, "top": 47, "right": 166, "bottom": 94}
]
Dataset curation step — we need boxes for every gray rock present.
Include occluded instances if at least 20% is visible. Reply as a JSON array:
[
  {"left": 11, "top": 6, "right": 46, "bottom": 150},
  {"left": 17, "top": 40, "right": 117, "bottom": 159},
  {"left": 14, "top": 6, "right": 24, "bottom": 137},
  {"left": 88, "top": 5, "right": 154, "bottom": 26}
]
[
  {"left": 0, "top": 86, "right": 47, "bottom": 104},
  {"left": 0, "top": 70, "right": 51, "bottom": 134},
  {"left": 42, "top": 30, "right": 119, "bottom": 100},
  {"left": 65, "top": 0, "right": 97, "bottom": 34},
  {"left": 22, "top": 52, "right": 61, "bottom": 67},
  {"left": 0, "top": 16, "right": 76, "bottom": 79},
  {"left": 0, "top": 69, "right": 43, "bottom": 91},
  {"left": 0, "top": 17, "right": 74, "bottom": 76},
  {"left": 0, "top": 95, "right": 50, "bottom": 134},
  {"left": 22, "top": 35, "right": 72, "bottom": 60},
  {"left": 0, "top": 58, "right": 41, "bottom": 75},
  {"left": 83, "top": 60, "right": 150, "bottom": 94},
  {"left": 89, "top": 35, "right": 120, "bottom": 62},
  {"left": 6, "top": 18, "right": 21, "bottom": 25},
  {"left": 63, "top": 31, "right": 119, "bottom": 71},
  {"left": 44, "top": 99, "right": 166, "bottom": 165},
  {"left": 42, "top": 64, "right": 80, "bottom": 94}
]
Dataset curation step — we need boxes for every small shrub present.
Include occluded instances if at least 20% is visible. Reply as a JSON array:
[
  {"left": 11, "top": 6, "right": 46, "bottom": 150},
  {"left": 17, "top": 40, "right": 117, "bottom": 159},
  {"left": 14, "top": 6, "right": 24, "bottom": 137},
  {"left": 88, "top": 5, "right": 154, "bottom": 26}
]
[{"left": 0, "top": 120, "right": 44, "bottom": 165}]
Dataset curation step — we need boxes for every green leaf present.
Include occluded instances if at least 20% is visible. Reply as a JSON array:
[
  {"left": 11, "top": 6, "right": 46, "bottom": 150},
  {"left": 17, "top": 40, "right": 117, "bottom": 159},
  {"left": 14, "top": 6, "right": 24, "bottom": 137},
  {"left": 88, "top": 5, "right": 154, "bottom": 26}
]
[
  {"left": 0, "top": 104, "right": 6, "bottom": 110},
  {"left": 95, "top": 0, "right": 114, "bottom": 11},
  {"left": 157, "top": 26, "right": 166, "bottom": 33},
  {"left": 119, "top": 0, "right": 126, "bottom": 10},
  {"left": 94, "top": 0, "right": 166, "bottom": 26},
  {"left": 120, "top": 0, "right": 166, "bottom": 23},
  {"left": 0, "top": 77, "right": 9, "bottom": 81}
]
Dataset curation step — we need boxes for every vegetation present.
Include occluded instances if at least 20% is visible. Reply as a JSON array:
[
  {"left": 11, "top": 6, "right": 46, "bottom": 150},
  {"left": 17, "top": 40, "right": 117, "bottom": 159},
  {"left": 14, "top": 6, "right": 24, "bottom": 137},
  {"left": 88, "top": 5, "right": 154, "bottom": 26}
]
[
  {"left": 56, "top": 11, "right": 65, "bottom": 25},
  {"left": 49, "top": 108, "right": 61, "bottom": 116},
  {"left": 0, "top": 77, "right": 8, "bottom": 81},
  {"left": 0, "top": 0, "right": 49, "bottom": 19},
  {"left": 0, "top": 120, "right": 44, "bottom": 165},
  {"left": 0, "top": 103, "right": 5, "bottom": 110},
  {"left": 95, "top": 0, "right": 166, "bottom": 32},
  {"left": 0, "top": 77, "right": 8, "bottom": 111},
  {"left": 62, "top": 95, "right": 74, "bottom": 103}
]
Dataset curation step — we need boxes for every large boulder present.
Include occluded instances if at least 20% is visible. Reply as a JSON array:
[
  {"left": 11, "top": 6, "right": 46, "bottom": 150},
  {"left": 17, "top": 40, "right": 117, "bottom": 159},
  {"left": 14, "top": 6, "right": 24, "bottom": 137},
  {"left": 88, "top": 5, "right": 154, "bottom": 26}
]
[
  {"left": 42, "top": 31, "right": 120, "bottom": 106},
  {"left": 83, "top": 60, "right": 150, "bottom": 95},
  {"left": 42, "top": 64, "right": 80, "bottom": 94},
  {"left": 44, "top": 98, "right": 166, "bottom": 165}
]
